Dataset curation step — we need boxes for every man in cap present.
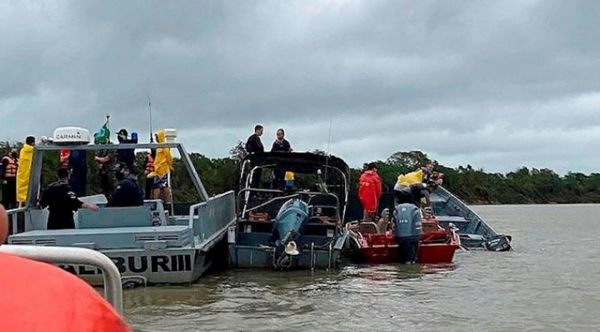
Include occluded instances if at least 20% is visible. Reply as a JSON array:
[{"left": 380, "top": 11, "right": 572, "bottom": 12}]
[
  {"left": 116, "top": 129, "right": 136, "bottom": 174},
  {"left": 108, "top": 164, "right": 143, "bottom": 207}
]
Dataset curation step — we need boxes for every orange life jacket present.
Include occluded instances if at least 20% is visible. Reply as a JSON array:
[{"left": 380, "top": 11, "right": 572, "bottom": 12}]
[
  {"left": 0, "top": 252, "right": 132, "bottom": 332},
  {"left": 2, "top": 156, "right": 17, "bottom": 178}
]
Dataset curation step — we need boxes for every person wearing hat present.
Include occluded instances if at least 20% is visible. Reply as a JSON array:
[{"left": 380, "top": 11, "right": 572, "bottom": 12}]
[
  {"left": 116, "top": 129, "right": 136, "bottom": 174},
  {"left": 40, "top": 168, "right": 98, "bottom": 230},
  {"left": 108, "top": 163, "right": 143, "bottom": 207}
]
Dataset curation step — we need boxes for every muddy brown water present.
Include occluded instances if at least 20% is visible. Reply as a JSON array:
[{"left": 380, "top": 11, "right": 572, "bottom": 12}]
[{"left": 124, "top": 204, "right": 600, "bottom": 331}]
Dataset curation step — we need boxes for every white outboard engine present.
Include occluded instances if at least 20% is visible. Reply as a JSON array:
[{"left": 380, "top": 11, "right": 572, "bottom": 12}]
[{"left": 393, "top": 203, "right": 422, "bottom": 263}]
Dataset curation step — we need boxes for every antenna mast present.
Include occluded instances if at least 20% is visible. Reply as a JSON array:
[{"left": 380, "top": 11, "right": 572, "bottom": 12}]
[
  {"left": 148, "top": 98, "right": 154, "bottom": 143},
  {"left": 324, "top": 117, "right": 333, "bottom": 189}
]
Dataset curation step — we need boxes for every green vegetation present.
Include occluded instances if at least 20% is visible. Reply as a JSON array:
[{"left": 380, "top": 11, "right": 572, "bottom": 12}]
[{"left": 1, "top": 141, "right": 599, "bottom": 205}]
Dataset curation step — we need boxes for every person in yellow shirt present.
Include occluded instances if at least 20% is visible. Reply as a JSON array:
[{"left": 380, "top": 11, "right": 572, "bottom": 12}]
[
  {"left": 393, "top": 163, "right": 435, "bottom": 207},
  {"left": 147, "top": 130, "right": 173, "bottom": 204},
  {"left": 396, "top": 163, "right": 434, "bottom": 187}
]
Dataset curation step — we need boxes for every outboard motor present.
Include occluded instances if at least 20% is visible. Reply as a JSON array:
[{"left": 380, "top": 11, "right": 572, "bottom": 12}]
[
  {"left": 272, "top": 199, "right": 309, "bottom": 269},
  {"left": 393, "top": 203, "right": 422, "bottom": 263},
  {"left": 484, "top": 234, "right": 512, "bottom": 251}
]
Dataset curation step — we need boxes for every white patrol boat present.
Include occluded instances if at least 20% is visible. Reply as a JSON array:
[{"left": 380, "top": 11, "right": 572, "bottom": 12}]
[{"left": 6, "top": 127, "right": 236, "bottom": 286}]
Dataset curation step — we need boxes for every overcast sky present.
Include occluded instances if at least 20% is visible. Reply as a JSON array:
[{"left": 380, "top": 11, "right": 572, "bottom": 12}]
[{"left": 1, "top": 0, "right": 599, "bottom": 174}]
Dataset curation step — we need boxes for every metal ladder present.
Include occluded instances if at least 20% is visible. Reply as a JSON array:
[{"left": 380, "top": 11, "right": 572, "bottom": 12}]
[{"left": 0, "top": 245, "right": 124, "bottom": 315}]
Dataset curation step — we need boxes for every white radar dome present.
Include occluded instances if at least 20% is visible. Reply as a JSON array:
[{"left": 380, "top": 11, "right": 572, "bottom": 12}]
[{"left": 53, "top": 127, "right": 91, "bottom": 145}]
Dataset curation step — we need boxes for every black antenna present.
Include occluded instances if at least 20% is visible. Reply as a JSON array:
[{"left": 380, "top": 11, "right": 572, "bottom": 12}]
[
  {"left": 148, "top": 98, "right": 154, "bottom": 143},
  {"left": 324, "top": 118, "right": 333, "bottom": 191}
]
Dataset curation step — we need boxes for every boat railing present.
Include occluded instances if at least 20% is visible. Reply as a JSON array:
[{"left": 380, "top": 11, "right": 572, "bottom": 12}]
[
  {"left": 6, "top": 207, "right": 28, "bottom": 237},
  {"left": 237, "top": 188, "right": 341, "bottom": 221},
  {"left": 0, "top": 244, "right": 124, "bottom": 315},
  {"left": 237, "top": 188, "right": 285, "bottom": 218},
  {"left": 188, "top": 191, "right": 236, "bottom": 245}
]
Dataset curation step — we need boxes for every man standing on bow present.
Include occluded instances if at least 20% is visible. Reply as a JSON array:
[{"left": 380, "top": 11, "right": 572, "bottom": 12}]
[
  {"left": 271, "top": 128, "right": 293, "bottom": 189},
  {"left": 271, "top": 128, "right": 292, "bottom": 153},
  {"left": 246, "top": 125, "right": 264, "bottom": 188},
  {"left": 246, "top": 124, "right": 264, "bottom": 154}
]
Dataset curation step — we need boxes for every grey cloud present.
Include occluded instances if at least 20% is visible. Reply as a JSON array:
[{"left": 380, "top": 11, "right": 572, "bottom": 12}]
[{"left": 1, "top": 0, "right": 600, "bottom": 174}]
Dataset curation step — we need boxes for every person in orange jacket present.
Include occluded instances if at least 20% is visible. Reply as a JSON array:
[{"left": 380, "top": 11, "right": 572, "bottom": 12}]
[
  {"left": 358, "top": 162, "right": 383, "bottom": 222},
  {"left": 0, "top": 204, "right": 132, "bottom": 332}
]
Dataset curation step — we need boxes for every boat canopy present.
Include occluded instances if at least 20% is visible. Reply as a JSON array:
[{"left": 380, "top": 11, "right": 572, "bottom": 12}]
[{"left": 243, "top": 152, "right": 349, "bottom": 175}]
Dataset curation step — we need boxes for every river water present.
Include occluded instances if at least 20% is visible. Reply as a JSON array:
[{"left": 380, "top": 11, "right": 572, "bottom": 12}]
[{"left": 124, "top": 204, "right": 600, "bottom": 331}]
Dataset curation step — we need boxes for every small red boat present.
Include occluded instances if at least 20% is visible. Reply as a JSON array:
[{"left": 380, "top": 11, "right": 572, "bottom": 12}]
[{"left": 348, "top": 216, "right": 461, "bottom": 264}]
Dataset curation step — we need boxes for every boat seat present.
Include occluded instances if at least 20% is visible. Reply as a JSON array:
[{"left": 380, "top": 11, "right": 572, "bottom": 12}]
[
  {"left": 303, "top": 223, "right": 337, "bottom": 237},
  {"left": 358, "top": 222, "right": 379, "bottom": 234},
  {"left": 238, "top": 220, "right": 275, "bottom": 233},
  {"left": 77, "top": 206, "right": 153, "bottom": 229}
]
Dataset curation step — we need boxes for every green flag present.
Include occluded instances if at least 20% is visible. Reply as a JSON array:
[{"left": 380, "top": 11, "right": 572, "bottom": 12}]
[{"left": 94, "top": 117, "right": 111, "bottom": 144}]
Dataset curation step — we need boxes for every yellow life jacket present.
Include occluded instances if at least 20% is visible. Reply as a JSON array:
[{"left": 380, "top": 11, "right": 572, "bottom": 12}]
[
  {"left": 284, "top": 171, "right": 295, "bottom": 181},
  {"left": 147, "top": 130, "right": 173, "bottom": 178},
  {"left": 397, "top": 169, "right": 424, "bottom": 186}
]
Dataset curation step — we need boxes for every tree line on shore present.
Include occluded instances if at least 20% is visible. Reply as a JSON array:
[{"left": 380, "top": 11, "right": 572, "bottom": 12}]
[{"left": 2, "top": 141, "right": 599, "bottom": 205}]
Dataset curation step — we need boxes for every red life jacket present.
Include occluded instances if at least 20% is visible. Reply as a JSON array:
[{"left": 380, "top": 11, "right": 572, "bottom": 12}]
[
  {"left": 2, "top": 157, "right": 17, "bottom": 178},
  {"left": 59, "top": 149, "right": 71, "bottom": 169},
  {"left": 145, "top": 154, "right": 155, "bottom": 173}
]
